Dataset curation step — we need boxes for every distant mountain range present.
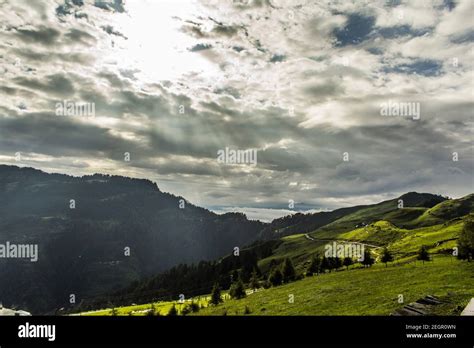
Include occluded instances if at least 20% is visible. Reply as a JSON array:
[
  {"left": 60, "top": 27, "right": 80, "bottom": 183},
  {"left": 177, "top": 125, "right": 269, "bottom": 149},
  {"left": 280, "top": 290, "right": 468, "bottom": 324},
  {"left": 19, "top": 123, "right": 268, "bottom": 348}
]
[
  {"left": 0, "top": 165, "right": 471, "bottom": 314},
  {"left": 259, "top": 192, "right": 447, "bottom": 239}
]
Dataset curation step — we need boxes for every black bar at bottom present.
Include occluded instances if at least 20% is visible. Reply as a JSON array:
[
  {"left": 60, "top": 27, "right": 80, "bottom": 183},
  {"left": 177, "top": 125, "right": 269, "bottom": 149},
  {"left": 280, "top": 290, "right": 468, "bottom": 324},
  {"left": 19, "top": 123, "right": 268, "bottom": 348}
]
[{"left": 0, "top": 316, "right": 472, "bottom": 346}]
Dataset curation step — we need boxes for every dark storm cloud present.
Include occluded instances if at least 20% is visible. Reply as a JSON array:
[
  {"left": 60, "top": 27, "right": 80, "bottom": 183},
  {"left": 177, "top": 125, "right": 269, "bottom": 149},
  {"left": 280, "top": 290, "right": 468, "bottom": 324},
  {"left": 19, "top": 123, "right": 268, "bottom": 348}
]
[
  {"left": 210, "top": 22, "right": 239, "bottom": 37},
  {"left": 13, "top": 26, "right": 61, "bottom": 46},
  {"left": 14, "top": 74, "right": 75, "bottom": 97},
  {"left": 303, "top": 79, "right": 345, "bottom": 101},
  {"left": 0, "top": 110, "right": 138, "bottom": 158},
  {"left": 65, "top": 29, "right": 97, "bottom": 45},
  {"left": 13, "top": 48, "right": 93, "bottom": 64},
  {"left": 257, "top": 148, "right": 313, "bottom": 172}
]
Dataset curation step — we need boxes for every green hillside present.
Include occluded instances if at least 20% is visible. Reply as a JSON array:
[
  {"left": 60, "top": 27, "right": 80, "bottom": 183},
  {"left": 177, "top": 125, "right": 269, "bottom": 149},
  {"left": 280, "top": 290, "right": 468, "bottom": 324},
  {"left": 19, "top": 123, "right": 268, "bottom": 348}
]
[
  {"left": 76, "top": 194, "right": 474, "bottom": 317},
  {"left": 195, "top": 256, "right": 474, "bottom": 316},
  {"left": 258, "top": 196, "right": 472, "bottom": 274},
  {"left": 81, "top": 255, "right": 473, "bottom": 316}
]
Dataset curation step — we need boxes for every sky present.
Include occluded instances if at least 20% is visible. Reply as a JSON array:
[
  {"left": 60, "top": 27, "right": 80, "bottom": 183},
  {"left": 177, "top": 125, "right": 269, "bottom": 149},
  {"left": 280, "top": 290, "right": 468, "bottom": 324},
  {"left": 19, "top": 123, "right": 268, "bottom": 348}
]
[{"left": 0, "top": 0, "right": 472, "bottom": 222}]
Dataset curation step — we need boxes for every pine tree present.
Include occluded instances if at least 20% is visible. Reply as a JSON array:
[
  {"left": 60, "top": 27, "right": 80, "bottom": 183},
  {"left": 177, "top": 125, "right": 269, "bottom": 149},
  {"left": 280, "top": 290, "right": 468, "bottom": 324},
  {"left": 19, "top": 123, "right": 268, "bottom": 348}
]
[
  {"left": 268, "top": 267, "right": 283, "bottom": 286},
  {"left": 320, "top": 255, "right": 331, "bottom": 273},
  {"left": 167, "top": 304, "right": 178, "bottom": 316},
  {"left": 282, "top": 258, "right": 296, "bottom": 283},
  {"left": 342, "top": 257, "right": 353, "bottom": 270},
  {"left": 381, "top": 247, "right": 393, "bottom": 267},
  {"left": 361, "top": 249, "right": 374, "bottom": 268},
  {"left": 209, "top": 283, "right": 223, "bottom": 305},
  {"left": 331, "top": 257, "right": 342, "bottom": 271},
  {"left": 307, "top": 255, "right": 321, "bottom": 276},
  {"left": 417, "top": 245, "right": 430, "bottom": 264},
  {"left": 249, "top": 270, "right": 260, "bottom": 290},
  {"left": 229, "top": 278, "right": 246, "bottom": 299}
]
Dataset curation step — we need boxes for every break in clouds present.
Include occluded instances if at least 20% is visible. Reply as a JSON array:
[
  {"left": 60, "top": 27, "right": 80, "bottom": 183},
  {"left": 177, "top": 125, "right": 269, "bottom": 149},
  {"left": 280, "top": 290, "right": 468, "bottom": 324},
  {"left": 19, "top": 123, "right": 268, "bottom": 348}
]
[{"left": 0, "top": 0, "right": 472, "bottom": 221}]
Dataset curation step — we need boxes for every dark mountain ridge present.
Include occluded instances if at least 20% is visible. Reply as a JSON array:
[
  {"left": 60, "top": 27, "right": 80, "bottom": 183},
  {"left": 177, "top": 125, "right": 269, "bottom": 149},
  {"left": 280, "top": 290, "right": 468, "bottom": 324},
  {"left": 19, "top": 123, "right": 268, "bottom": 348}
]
[{"left": 0, "top": 165, "right": 264, "bottom": 313}]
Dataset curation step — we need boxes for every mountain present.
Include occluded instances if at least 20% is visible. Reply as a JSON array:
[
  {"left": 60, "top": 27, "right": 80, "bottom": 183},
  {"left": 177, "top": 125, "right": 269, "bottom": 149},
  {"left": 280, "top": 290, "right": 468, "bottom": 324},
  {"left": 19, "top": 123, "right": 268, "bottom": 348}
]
[
  {"left": 0, "top": 165, "right": 264, "bottom": 314},
  {"left": 259, "top": 192, "right": 447, "bottom": 239}
]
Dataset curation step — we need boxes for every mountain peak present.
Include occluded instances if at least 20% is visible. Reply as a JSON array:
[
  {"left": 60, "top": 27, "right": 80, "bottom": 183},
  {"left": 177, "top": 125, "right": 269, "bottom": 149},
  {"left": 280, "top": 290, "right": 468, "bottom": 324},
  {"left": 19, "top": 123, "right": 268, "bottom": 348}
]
[{"left": 397, "top": 192, "right": 447, "bottom": 208}]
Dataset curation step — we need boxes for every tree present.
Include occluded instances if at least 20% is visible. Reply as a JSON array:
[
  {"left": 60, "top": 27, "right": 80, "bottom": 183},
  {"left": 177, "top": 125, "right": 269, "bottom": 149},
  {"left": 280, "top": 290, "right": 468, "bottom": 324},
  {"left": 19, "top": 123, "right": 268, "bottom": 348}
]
[
  {"left": 380, "top": 248, "right": 393, "bottom": 267},
  {"left": 360, "top": 249, "right": 374, "bottom": 268},
  {"left": 282, "top": 258, "right": 296, "bottom": 283},
  {"left": 229, "top": 278, "right": 246, "bottom": 299},
  {"left": 343, "top": 257, "right": 353, "bottom": 270},
  {"left": 268, "top": 267, "right": 283, "bottom": 286},
  {"left": 167, "top": 304, "right": 178, "bottom": 316},
  {"left": 417, "top": 245, "right": 430, "bottom": 264},
  {"left": 307, "top": 255, "right": 321, "bottom": 276},
  {"left": 147, "top": 303, "right": 157, "bottom": 316},
  {"left": 209, "top": 283, "right": 223, "bottom": 305},
  {"left": 458, "top": 218, "right": 474, "bottom": 261},
  {"left": 320, "top": 256, "right": 331, "bottom": 273},
  {"left": 328, "top": 257, "right": 342, "bottom": 271},
  {"left": 249, "top": 270, "right": 260, "bottom": 290}
]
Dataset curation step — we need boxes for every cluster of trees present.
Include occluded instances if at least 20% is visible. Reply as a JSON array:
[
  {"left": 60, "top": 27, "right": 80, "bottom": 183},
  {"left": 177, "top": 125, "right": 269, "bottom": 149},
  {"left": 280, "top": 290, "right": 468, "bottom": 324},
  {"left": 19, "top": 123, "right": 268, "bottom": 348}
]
[
  {"left": 268, "top": 258, "right": 297, "bottom": 286},
  {"left": 208, "top": 258, "right": 300, "bottom": 305},
  {"left": 305, "top": 249, "right": 379, "bottom": 276},
  {"left": 209, "top": 276, "right": 247, "bottom": 305},
  {"left": 80, "top": 242, "right": 280, "bottom": 311}
]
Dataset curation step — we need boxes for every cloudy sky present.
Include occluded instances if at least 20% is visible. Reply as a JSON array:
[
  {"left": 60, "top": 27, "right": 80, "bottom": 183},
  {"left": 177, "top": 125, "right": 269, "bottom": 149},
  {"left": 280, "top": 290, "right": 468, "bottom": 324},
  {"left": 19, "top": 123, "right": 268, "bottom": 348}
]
[{"left": 0, "top": 0, "right": 472, "bottom": 221}]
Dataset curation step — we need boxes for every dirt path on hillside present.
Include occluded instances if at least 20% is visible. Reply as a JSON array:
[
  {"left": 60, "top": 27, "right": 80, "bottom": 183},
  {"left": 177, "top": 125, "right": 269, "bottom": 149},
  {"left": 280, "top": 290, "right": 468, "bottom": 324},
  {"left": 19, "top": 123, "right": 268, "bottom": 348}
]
[{"left": 304, "top": 234, "right": 382, "bottom": 249}]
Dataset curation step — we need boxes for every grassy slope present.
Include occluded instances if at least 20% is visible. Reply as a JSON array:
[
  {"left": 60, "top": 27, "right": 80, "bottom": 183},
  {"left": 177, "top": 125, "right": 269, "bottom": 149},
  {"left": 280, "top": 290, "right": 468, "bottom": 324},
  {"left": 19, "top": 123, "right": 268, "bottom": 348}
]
[
  {"left": 259, "top": 216, "right": 466, "bottom": 273},
  {"left": 409, "top": 194, "right": 474, "bottom": 227},
  {"left": 194, "top": 256, "right": 474, "bottom": 316},
  {"left": 77, "top": 195, "right": 473, "bottom": 316},
  {"left": 84, "top": 256, "right": 473, "bottom": 316}
]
